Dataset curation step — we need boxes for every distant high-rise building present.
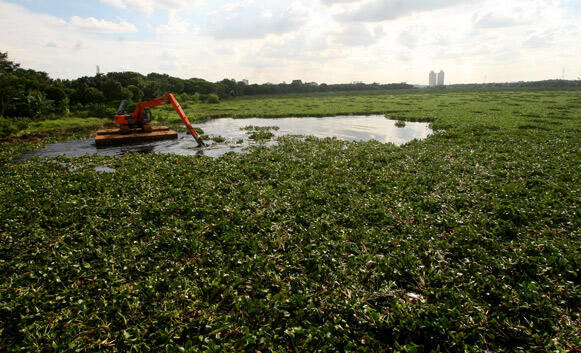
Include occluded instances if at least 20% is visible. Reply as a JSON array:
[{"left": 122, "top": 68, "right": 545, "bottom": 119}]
[
  {"left": 437, "top": 70, "right": 445, "bottom": 86},
  {"left": 242, "top": 79, "right": 249, "bottom": 85},
  {"left": 429, "top": 71, "right": 436, "bottom": 87}
]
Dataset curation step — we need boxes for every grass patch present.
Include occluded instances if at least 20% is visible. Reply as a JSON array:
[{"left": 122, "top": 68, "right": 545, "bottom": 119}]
[{"left": 24, "top": 117, "right": 108, "bottom": 132}]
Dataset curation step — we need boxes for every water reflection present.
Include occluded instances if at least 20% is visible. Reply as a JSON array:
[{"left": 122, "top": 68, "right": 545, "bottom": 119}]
[{"left": 19, "top": 115, "right": 432, "bottom": 160}]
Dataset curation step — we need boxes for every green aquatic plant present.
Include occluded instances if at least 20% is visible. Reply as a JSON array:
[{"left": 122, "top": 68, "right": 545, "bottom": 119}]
[
  {"left": 248, "top": 131, "right": 274, "bottom": 141},
  {"left": 0, "top": 87, "right": 580, "bottom": 352},
  {"left": 211, "top": 135, "right": 226, "bottom": 143},
  {"left": 241, "top": 125, "right": 280, "bottom": 131},
  {"left": 242, "top": 125, "right": 279, "bottom": 142}
]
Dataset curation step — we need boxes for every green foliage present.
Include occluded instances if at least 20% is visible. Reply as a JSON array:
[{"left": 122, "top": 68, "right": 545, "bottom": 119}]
[
  {"left": 127, "top": 85, "right": 144, "bottom": 102},
  {"left": 86, "top": 104, "right": 116, "bottom": 118},
  {"left": 0, "top": 116, "right": 29, "bottom": 137},
  {"left": 102, "top": 79, "right": 132, "bottom": 101},
  {"left": 106, "top": 72, "right": 144, "bottom": 88},
  {"left": 44, "top": 86, "right": 67, "bottom": 103},
  {"left": 206, "top": 93, "right": 220, "bottom": 104},
  {"left": 0, "top": 52, "right": 20, "bottom": 73},
  {"left": 79, "top": 87, "right": 105, "bottom": 104},
  {"left": 25, "top": 91, "right": 50, "bottom": 119},
  {"left": 177, "top": 92, "right": 190, "bottom": 103},
  {"left": 210, "top": 135, "right": 226, "bottom": 143},
  {"left": 242, "top": 125, "right": 279, "bottom": 141},
  {"left": 54, "top": 96, "right": 70, "bottom": 115},
  {"left": 248, "top": 130, "right": 274, "bottom": 141},
  {"left": 241, "top": 125, "right": 280, "bottom": 131},
  {"left": 25, "top": 117, "right": 107, "bottom": 132},
  {"left": 1, "top": 86, "right": 580, "bottom": 351}
]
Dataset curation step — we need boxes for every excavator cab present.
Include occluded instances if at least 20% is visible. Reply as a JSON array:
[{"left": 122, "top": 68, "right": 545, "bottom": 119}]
[{"left": 115, "top": 100, "right": 153, "bottom": 132}]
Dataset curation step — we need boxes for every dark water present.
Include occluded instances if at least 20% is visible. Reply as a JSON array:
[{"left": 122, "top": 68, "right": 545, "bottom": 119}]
[{"left": 19, "top": 115, "right": 432, "bottom": 160}]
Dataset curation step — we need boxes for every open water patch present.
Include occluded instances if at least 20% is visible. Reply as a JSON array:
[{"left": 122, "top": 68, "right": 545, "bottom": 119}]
[
  {"left": 19, "top": 115, "right": 432, "bottom": 160},
  {"left": 94, "top": 165, "right": 116, "bottom": 173}
]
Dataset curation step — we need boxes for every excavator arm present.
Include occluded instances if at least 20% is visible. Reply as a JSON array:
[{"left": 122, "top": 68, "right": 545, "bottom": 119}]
[
  {"left": 114, "top": 93, "right": 205, "bottom": 146},
  {"left": 166, "top": 94, "right": 205, "bottom": 147}
]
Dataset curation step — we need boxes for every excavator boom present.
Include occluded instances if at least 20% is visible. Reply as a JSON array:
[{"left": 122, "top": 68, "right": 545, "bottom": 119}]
[
  {"left": 167, "top": 94, "right": 205, "bottom": 146},
  {"left": 112, "top": 93, "right": 204, "bottom": 146}
]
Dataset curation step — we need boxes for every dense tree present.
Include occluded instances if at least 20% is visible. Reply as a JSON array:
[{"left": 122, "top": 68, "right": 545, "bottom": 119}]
[
  {"left": 216, "top": 79, "right": 237, "bottom": 98},
  {"left": 78, "top": 87, "right": 105, "bottom": 104},
  {"left": 0, "top": 52, "right": 19, "bottom": 74},
  {"left": 44, "top": 86, "right": 67, "bottom": 103},
  {"left": 184, "top": 78, "right": 216, "bottom": 95},
  {"left": 102, "top": 79, "right": 132, "bottom": 101},
  {"left": 127, "top": 85, "right": 144, "bottom": 102},
  {"left": 106, "top": 72, "right": 144, "bottom": 88}
]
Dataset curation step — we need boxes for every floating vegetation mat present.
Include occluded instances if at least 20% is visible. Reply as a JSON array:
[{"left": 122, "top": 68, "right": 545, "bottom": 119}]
[{"left": 2, "top": 89, "right": 580, "bottom": 351}]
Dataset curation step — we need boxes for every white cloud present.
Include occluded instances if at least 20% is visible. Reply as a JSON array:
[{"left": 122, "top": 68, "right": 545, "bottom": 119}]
[
  {"left": 333, "top": 23, "right": 383, "bottom": 46},
  {"left": 156, "top": 12, "right": 192, "bottom": 35},
  {"left": 473, "top": 12, "right": 528, "bottom": 28},
  {"left": 100, "top": 0, "right": 126, "bottom": 8},
  {"left": 70, "top": 16, "right": 138, "bottom": 33},
  {"left": 320, "top": 0, "right": 359, "bottom": 5},
  {"left": 100, "top": 0, "right": 203, "bottom": 13},
  {"left": 397, "top": 25, "right": 425, "bottom": 48},
  {"left": 334, "top": 0, "right": 483, "bottom": 22},
  {"left": 205, "top": 1, "right": 308, "bottom": 39}
]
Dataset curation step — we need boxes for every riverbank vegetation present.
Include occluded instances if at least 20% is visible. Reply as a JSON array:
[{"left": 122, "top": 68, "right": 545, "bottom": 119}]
[{"left": 2, "top": 51, "right": 580, "bottom": 138}]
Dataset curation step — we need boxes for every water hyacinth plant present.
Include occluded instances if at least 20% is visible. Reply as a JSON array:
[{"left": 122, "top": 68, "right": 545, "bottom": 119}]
[{"left": 0, "top": 88, "right": 580, "bottom": 352}]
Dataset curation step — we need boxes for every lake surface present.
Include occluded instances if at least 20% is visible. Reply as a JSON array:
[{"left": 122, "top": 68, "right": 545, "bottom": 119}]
[{"left": 20, "top": 115, "right": 432, "bottom": 159}]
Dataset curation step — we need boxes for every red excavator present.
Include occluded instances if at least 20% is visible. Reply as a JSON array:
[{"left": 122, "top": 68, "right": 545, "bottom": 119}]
[{"left": 95, "top": 93, "right": 204, "bottom": 147}]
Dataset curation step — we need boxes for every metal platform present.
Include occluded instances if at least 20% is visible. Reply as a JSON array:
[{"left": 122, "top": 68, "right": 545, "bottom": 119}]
[{"left": 95, "top": 126, "right": 178, "bottom": 147}]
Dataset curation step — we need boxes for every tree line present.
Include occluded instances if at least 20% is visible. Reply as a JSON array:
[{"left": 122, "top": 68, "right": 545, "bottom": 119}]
[{"left": 0, "top": 52, "right": 414, "bottom": 122}]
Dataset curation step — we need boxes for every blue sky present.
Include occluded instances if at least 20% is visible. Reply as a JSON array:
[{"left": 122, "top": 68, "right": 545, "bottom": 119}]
[
  {"left": 0, "top": 0, "right": 580, "bottom": 84},
  {"left": 2, "top": 0, "right": 196, "bottom": 40}
]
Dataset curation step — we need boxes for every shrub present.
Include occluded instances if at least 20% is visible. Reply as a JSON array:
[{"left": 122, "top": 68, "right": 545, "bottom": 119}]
[
  {"left": 177, "top": 93, "right": 190, "bottom": 103},
  {"left": 0, "top": 116, "right": 29, "bottom": 137},
  {"left": 206, "top": 94, "right": 220, "bottom": 104},
  {"left": 86, "top": 104, "right": 116, "bottom": 118}
]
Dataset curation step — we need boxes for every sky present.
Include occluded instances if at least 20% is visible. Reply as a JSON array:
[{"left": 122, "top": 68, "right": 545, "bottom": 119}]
[{"left": 0, "top": 0, "right": 579, "bottom": 84}]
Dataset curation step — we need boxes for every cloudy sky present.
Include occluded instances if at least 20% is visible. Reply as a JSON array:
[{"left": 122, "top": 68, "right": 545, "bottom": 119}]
[{"left": 0, "top": 0, "right": 579, "bottom": 84}]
